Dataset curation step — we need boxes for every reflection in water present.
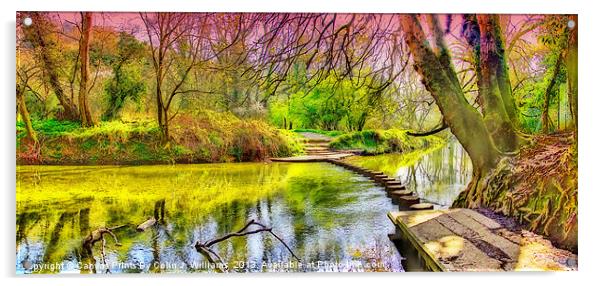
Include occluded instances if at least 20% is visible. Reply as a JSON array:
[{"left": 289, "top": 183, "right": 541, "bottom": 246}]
[
  {"left": 344, "top": 138, "right": 472, "bottom": 207},
  {"left": 16, "top": 163, "right": 402, "bottom": 273}
]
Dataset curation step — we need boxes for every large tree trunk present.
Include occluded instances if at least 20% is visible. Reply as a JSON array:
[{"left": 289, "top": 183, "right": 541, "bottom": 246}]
[
  {"left": 78, "top": 12, "right": 94, "bottom": 127},
  {"left": 16, "top": 86, "right": 38, "bottom": 144},
  {"left": 463, "top": 15, "right": 523, "bottom": 153},
  {"left": 400, "top": 15, "right": 501, "bottom": 175},
  {"left": 541, "top": 52, "right": 563, "bottom": 133},
  {"left": 401, "top": 14, "right": 528, "bottom": 209},
  {"left": 26, "top": 13, "right": 80, "bottom": 121},
  {"left": 401, "top": 15, "right": 576, "bottom": 251},
  {"left": 477, "top": 15, "right": 523, "bottom": 152},
  {"left": 566, "top": 15, "right": 577, "bottom": 138},
  {"left": 156, "top": 65, "right": 164, "bottom": 130}
]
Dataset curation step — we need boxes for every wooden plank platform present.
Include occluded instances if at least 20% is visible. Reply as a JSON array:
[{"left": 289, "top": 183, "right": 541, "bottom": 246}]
[{"left": 388, "top": 209, "right": 577, "bottom": 272}]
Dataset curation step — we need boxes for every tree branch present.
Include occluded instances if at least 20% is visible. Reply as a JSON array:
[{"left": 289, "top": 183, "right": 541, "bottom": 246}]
[
  {"left": 407, "top": 122, "right": 449, "bottom": 137},
  {"left": 194, "top": 219, "right": 300, "bottom": 272}
]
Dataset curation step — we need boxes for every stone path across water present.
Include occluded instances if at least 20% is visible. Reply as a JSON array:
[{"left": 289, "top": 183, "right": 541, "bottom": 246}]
[{"left": 270, "top": 132, "right": 355, "bottom": 162}]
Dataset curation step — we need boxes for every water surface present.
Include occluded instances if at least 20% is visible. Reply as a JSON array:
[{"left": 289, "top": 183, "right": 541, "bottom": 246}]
[
  {"left": 17, "top": 162, "right": 402, "bottom": 273},
  {"left": 344, "top": 139, "right": 472, "bottom": 207}
]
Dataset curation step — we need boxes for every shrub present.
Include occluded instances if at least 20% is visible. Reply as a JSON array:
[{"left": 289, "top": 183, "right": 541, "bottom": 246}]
[
  {"left": 17, "top": 112, "right": 304, "bottom": 164},
  {"left": 292, "top": 128, "right": 345, "bottom": 137},
  {"left": 329, "top": 129, "right": 443, "bottom": 155}
]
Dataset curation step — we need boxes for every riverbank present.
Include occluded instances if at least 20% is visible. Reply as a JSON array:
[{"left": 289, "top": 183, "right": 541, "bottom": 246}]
[
  {"left": 17, "top": 116, "right": 442, "bottom": 165},
  {"left": 454, "top": 132, "right": 578, "bottom": 253},
  {"left": 16, "top": 114, "right": 304, "bottom": 165},
  {"left": 329, "top": 129, "right": 444, "bottom": 155}
]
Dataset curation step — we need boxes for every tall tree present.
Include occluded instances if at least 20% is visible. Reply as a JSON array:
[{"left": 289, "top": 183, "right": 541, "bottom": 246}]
[
  {"left": 24, "top": 12, "right": 80, "bottom": 121},
  {"left": 399, "top": 14, "right": 525, "bottom": 207},
  {"left": 17, "top": 19, "right": 38, "bottom": 144},
  {"left": 567, "top": 15, "right": 577, "bottom": 138},
  {"left": 541, "top": 51, "right": 564, "bottom": 133},
  {"left": 78, "top": 12, "right": 94, "bottom": 126},
  {"left": 102, "top": 32, "right": 146, "bottom": 120},
  {"left": 140, "top": 13, "right": 205, "bottom": 139},
  {"left": 16, "top": 76, "right": 38, "bottom": 144},
  {"left": 462, "top": 15, "right": 523, "bottom": 152}
]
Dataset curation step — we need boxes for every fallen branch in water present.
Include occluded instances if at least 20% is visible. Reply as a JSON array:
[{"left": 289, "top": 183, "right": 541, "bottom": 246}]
[
  {"left": 82, "top": 225, "right": 126, "bottom": 273},
  {"left": 194, "top": 219, "right": 300, "bottom": 272},
  {"left": 136, "top": 217, "right": 157, "bottom": 232},
  {"left": 136, "top": 199, "right": 165, "bottom": 232}
]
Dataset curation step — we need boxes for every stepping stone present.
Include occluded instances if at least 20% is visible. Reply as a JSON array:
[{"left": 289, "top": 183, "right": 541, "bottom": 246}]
[
  {"left": 373, "top": 174, "right": 388, "bottom": 179},
  {"left": 385, "top": 180, "right": 402, "bottom": 185},
  {"left": 389, "top": 190, "right": 413, "bottom": 201},
  {"left": 386, "top": 185, "right": 406, "bottom": 192},
  {"left": 399, "top": 195, "right": 420, "bottom": 206},
  {"left": 409, "top": 203, "right": 434, "bottom": 210},
  {"left": 381, "top": 177, "right": 397, "bottom": 182},
  {"left": 305, "top": 147, "right": 329, "bottom": 151},
  {"left": 390, "top": 190, "right": 413, "bottom": 197}
]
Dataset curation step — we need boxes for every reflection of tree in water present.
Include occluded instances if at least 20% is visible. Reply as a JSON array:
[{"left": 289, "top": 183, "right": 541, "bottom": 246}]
[
  {"left": 16, "top": 211, "right": 41, "bottom": 271},
  {"left": 43, "top": 211, "right": 77, "bottom": 264},
  {"left": 17, "top": 211, "right": 40, "bottom": 249},
  {"left": 17, "top": 162, "right": 402, "bottom": 273},
  {"left": 396, "top": 139, "right": 472, "bottom": 206}
]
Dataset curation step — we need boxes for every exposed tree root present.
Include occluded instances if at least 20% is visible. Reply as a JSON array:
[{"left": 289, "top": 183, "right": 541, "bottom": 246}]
[{"left": 453, "top": 132, "right": 577, "bottom": 252}]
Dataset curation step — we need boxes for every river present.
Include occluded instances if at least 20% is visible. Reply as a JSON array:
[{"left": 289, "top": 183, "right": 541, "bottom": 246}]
[{"left": 16, "top": 139, "right": 471, "bottom": 274}]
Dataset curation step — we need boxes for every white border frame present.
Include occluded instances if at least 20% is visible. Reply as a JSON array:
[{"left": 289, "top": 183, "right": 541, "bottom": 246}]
[{"left": 3, "top": 1, "right": 599, "bottom": 286}]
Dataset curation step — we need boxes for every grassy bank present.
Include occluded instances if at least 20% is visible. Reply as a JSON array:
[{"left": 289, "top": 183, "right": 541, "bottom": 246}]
[
  {"left": 292, "top": 128, "right": 345, "bottom": 137},
  {"left": 328, "top": 129, "right": 444, "bottom": 155},
  {"left": 17, "top": 112, "right": 304, "bottom": 165}
]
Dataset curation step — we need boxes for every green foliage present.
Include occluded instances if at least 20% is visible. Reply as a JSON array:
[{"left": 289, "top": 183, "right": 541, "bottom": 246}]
[
  {"left": 516, "top": 49, "right": 568, "bottom": 133},
  {"left": 170, "top": 111, "right": 304, "bottom": 162},
  {"left": 538, "top": 16, "right": 570, "bottom": 49},
  {"left": 292, "top": 128, "right": 345, "bottom": 137},
  {"left": 329, "top": 129, "right": 444, "bottom": 155},
  {"left": 513, "top": 14, "right": 574, "bottom": 134},
  {"left": 64, "top": 120, "right": 160, "bottom": 141},
  {"left": 102, "top": 32, "right": 147, "bottom": 120},
  {"left": 17, "top": 119, "right": 80, "bottom": 138},
  {"left": 268, "top": 71, "right": 384, "bottom": 131},
  {"left": 17, "top": 112, "right": 303, "bottom": 164}
]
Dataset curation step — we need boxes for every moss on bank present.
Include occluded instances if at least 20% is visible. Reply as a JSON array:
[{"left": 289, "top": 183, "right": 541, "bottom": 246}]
[
  {"left": 453, "top": 132, "right": 577, "bottom": 252},
  {"left": 17, "top": 113, "right": 304, "bottom": 165},
  {"left": 292, "top": 128, "right": 345, "bottom": 137},
  {"left": 329, "top": 129, "right": 444, "bottom": 155}
]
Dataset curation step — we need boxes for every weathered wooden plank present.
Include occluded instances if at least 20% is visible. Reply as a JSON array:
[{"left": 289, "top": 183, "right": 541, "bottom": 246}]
[
  {"left": 459, "top": 208, "right": 503, "bottom": 229},
  {"left": 434, "top": 211, "right": 518, "bottom": 270},
  {"left": 388, "top": 209, "right": 578, "bottom": 272},
  {"left": 409, "top": 215, "right": 503, "bottom": 271}
]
